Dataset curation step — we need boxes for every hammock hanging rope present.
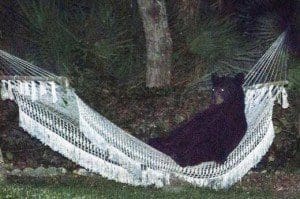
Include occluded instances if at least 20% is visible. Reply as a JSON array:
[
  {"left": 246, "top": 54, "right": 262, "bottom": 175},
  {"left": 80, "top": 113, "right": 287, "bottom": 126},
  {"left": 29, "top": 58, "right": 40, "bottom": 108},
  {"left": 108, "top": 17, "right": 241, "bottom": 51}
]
[{"left": 0, "top": 32, "right": 289, "bottom": 189}]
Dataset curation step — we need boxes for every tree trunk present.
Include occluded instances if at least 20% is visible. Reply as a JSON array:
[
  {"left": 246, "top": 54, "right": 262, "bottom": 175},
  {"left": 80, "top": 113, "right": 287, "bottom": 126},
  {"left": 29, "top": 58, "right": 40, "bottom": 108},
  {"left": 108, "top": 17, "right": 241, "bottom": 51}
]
[
  {"left": 0, "top": 148, "right": 3, "bottom": 164},
  {"left": 297, "top": 97, "right": 300, "bottom": 140},
  {"left": 0, "top": 147, "right": 5, "bottom": 182},
  {"left": 137, "top": 0, "right": 172, "bottom": 88}
]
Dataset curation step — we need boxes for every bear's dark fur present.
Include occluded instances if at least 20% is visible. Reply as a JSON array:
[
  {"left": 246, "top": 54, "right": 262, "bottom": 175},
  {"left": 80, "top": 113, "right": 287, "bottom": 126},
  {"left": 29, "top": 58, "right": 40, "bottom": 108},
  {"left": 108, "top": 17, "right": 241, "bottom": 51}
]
[{"left": 148, "top": 73, "right": 247, "bottom": 167}]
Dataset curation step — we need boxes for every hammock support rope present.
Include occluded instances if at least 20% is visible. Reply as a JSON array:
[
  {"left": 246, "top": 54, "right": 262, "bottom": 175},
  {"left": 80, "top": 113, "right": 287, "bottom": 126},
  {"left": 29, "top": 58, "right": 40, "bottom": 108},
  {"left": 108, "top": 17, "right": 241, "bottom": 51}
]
[{"left": 0, "top": 32, "right": 289, "bottom": 189}]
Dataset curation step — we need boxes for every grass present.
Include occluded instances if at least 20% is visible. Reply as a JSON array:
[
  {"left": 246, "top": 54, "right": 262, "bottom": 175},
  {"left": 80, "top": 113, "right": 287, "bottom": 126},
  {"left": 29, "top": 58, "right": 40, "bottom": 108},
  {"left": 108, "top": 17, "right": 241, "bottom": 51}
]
[{"left": 0, "top": 175, "right": 274, "bottom": 199}]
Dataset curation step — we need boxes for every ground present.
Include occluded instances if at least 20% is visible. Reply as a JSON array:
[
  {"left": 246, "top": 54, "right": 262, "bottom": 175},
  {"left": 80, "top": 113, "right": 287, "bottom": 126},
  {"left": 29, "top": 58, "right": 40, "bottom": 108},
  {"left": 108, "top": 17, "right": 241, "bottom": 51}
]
[
  {"left": 237, "top": 171, "right": 300, "bottom": 198},
  {"left": 0, "top": 171, "right": 299, "bottom": 198}
]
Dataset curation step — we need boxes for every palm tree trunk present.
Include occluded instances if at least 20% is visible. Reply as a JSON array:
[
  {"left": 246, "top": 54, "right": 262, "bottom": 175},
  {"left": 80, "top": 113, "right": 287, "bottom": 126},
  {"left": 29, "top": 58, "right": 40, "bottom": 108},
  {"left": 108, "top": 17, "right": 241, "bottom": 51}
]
[
  {"left": 0, "top": 148, "right": 3, "bottom": 163},
  {"left": 0, "top": 147, "right": 5, "bottom": 181},
  {"left": 137, "top": 0, "right": 172, "bottom": 87}
]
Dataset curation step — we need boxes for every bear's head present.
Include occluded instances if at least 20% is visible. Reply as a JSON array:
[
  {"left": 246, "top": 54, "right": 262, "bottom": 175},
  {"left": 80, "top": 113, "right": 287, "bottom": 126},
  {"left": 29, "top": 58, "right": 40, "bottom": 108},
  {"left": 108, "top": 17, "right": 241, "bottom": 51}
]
[{"left": 211, "top": 73, "right": 245, "bottom": 104}]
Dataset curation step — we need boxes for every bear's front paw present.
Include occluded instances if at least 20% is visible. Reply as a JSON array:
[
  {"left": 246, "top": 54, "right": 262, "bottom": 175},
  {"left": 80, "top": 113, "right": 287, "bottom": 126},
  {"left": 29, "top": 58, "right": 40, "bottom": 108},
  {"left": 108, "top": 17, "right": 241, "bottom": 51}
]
[
  {"left": 215, "top": 151, "right": 227, "bottom": 164},
  {"left": 215, "top": 159, "right": 226, "bottom": 165}
]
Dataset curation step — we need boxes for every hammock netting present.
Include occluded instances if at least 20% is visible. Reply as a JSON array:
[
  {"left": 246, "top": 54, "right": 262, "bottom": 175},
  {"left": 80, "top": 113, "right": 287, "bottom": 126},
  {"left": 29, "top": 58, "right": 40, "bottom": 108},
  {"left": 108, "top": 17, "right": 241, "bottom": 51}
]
[{"left": 0, "top": 32, "right": 289, "bottom": 189}]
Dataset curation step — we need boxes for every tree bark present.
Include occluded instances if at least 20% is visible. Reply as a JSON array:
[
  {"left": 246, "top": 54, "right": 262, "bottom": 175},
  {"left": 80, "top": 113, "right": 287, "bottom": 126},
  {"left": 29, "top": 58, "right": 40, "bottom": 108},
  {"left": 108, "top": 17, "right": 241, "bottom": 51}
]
[
  {"left": 296, "top": 97, "right": 300, "bottom": 140},
  {"left": 0, "top": 148, "right": 3, "bottom": 164},
  {"left": 0, "top": 147, "right": 5, "bottom": 182},
  {"left": 137, "top": 0, "right": 172, "bottom": 88}
]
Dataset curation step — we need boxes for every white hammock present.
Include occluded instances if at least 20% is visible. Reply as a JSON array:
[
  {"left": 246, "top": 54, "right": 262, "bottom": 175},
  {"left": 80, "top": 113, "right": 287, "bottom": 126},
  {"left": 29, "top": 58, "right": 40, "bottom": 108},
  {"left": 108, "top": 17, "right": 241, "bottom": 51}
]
[{"left": 0, "top": 32, "right": 289, "bottom": 189}]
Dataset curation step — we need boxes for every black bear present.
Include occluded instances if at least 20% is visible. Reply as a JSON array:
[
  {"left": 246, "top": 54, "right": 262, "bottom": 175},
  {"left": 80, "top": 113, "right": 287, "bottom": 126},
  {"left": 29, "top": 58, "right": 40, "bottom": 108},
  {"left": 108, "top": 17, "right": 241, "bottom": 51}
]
[{"left": 148, "top": 73, "right": 247, "bottom": 167}]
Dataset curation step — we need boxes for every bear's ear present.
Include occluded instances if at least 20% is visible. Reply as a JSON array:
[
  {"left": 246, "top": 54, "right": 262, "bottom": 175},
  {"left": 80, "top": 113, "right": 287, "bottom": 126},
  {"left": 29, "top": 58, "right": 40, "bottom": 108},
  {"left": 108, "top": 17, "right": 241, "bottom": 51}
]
[
  {"left": 211, "top": 73, "right": 219, "bottom": 86},
  {"left": 234, "top": 73, "right": 245, "bottom": 85}
]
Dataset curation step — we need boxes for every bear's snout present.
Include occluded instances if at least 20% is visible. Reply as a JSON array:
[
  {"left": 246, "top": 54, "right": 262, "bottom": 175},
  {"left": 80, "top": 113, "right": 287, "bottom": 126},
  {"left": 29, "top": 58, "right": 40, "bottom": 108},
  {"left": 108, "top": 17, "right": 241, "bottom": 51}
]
[{"left": 214, "top": 92, "right": 224, "bottom": 104}]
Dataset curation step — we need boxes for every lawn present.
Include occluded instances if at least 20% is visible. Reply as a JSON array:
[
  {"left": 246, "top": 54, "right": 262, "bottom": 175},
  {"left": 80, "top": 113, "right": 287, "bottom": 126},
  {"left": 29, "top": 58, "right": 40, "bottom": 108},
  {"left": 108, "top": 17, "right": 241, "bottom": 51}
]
[{"left": 0, "top": 175, "right": 274, "bottom": 199}]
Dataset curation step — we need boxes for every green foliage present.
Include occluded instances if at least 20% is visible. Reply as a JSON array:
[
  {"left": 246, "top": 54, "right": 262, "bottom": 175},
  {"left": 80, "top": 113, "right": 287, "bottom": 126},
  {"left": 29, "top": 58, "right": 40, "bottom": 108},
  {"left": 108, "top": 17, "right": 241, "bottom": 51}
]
[
  {"left": 168, "top": 9, "right": 249, "bottom": 94},
  {"left": 166, "top": 1, "right": 251, "bottom": 93},
  {"left": 18, "top": 1, "right": 79, "bottom": 75},
  {"left": 17, "top": 0, "right": 145, "bottom": 83},
  {"left": 287, "top": 57, "right": 300, "bottom": 93},
  {"left": 188, "top": 18, "right": 242, "bottom": 68}
]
